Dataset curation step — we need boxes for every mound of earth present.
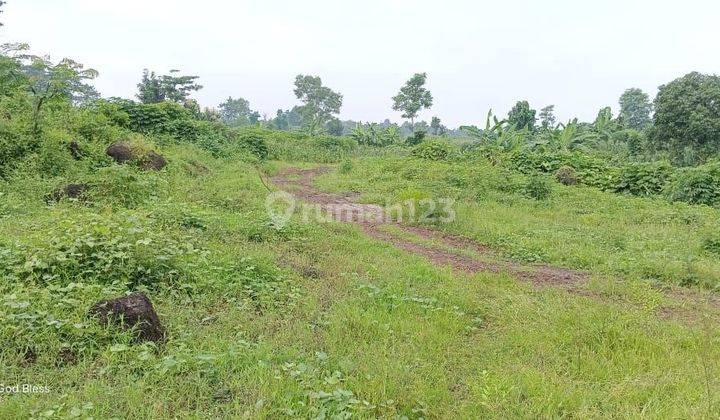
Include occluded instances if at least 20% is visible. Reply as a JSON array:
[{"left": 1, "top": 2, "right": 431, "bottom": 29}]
[
  {"left": 46, "top": 183, "right": 90, "bottom": 203},
  {"left": 89, "top": 292, "right": 166, "bottom": 343},
  {"left": 106, "top": 141, "right": 167, "bottom": 171}
]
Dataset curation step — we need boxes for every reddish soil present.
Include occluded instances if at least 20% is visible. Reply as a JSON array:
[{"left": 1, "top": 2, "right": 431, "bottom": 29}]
[{"left": 272, "top": 167, "right": 587, "bottom": 287}]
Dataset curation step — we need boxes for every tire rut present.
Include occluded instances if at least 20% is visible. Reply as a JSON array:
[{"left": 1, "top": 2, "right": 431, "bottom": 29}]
[{"left": 271, "top": 166, "right": 587, "bottom": 287}]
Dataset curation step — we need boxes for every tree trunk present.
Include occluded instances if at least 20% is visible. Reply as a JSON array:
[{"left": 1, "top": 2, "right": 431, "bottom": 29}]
[{"left": 32, "top": 97, "right": 45, "bottom": 138}]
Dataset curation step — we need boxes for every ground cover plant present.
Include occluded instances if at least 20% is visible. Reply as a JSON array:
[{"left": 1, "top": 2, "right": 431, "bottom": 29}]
[{"left": 2, "top": 16, "right": 720, "bottom": 417}]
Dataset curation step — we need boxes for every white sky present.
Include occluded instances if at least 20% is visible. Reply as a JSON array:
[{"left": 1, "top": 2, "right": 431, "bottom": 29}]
[{"left": 3, "top": 0, "right": 719, "bottom": 127}]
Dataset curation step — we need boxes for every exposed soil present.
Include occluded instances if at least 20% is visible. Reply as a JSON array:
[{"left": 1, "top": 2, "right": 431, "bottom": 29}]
[
  {"left": 270, "top": 166, "right": 720, "bottom": 321},
  {"left": 272, "top": 166, "right": 587, "bottom": 287}
]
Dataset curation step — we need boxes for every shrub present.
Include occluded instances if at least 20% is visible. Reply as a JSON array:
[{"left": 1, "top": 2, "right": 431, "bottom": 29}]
[
  {"left": 339, "top": 160, "right": 353, "bottom": 174},
  {"left": 89, "top": 164, "right": 166, "bottom": 208},
  {"left": 0, "top": 119, "right": 36, "bottom": 177},
  {"left": 612, "top": 128, "right": 647, "bottom": 156},
  {"left": 509, "top": 150, "right": 617, "bottom": 190},
  {"left": 554, "top": 166, "right": 579, "bottom": 185},
  {"left": 234, "top": 130, "right": 269, "bottom": 160},
  {"left": 665, "top": 161, "right": 720, "bottom": 206},
  {"left": 411, "top": 140, "right": 453, "bottom": 161},
  {"left": 524, "top": 176, "right": 552, "bottom": 200},
  {"left": 702, "top": 233, "right": 720, "bottom": 255},
  {"left": 406, "top": 130, "right": 427, "bottom": 146},
  {"left": 614, "top": 161, "right": 673, "bottom": 196},
  {"left": 0, "top": 217, "right": 197, "bottom": 287},
  {"left": 265, "top": 131, "right": 357, "bottom": 163}
]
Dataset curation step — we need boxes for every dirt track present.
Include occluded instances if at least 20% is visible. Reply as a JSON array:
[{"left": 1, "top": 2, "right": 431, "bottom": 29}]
[{"left": 272, "top": 166, "right": 588, "bottom": 287}]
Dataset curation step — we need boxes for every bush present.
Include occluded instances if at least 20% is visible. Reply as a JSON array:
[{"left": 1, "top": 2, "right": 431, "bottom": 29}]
[
  {"left": 666, "top": 161, "right": 720, "bottom": 206},
  {"left": 411, "top": 140, "right": 453, "bottom": 161},
  {"left": 233, "top": 129, "right": 269, "bottom": 160},
  {"left": 0, "top": 119, "right": 36, "bottom": 177},
  {"left": 265, "top": 131, "right": 357, "bottom": 163},
  {"left": 614, "top": 161, "right": 673, "bottom": 196},
  {"left": 510, "top": 150, "right": 618, "bottom": 190},
  {"left": 555, "top": 166, "right": 579, "bottom": 185},
  {"left": 702, "top": 233, "right": 720, "bottom": 255},
  {"left": 0, "top": 216, "right": 197, "bottom": 287},
  {"left": 406, "top": 130, "right": 427, "bottom": 146},
  {"left": 524, "top": 176, "right": 552, "bottom": 200},
  {"left": 339, "top": 160, "right": 353, "bottom": 174},
  {"left": 89, "top": 164, "right": 166, "bottom": 208}
]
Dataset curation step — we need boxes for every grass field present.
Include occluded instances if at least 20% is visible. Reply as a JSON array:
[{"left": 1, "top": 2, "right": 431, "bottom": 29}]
[{"left": 2, "top": 145, "right": 720, "bottom": 418}]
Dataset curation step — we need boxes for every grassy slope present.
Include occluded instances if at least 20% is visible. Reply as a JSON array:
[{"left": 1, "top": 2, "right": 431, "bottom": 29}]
[
  {"left": 318, "top": 156, "right": 720, "bottom": 289},
  {"left": 1, "top": 148, "right": 719, "bottom": 418}
]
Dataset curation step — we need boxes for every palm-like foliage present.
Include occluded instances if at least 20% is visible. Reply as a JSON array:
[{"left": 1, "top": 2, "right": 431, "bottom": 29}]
[{"left": 350, "top": 123, "right": 400, "bottom": 146}]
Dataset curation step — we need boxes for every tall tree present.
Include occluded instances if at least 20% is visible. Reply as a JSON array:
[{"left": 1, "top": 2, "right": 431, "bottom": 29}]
[
  {"left": 392, "top": 73, "right": 433, "bottom": 132},
  {"left": 619, "top": 88, "right": 652, "bottom": 130},
  {"left": 652, "top": 72, "right": 720, "bottom": 162},
  {"left": 136, "top": 69, "right": 202, "bottom": 104},
  {"left": 218, "top": 96, "right": 259, "bottom": 126},
  {"left": 0, "top": 1, "right": 6, "bottom": 26},
  {"left": 539, "top": 105, "right": 556, "bottom": 129},
  {"left": 507, "top": 100, "right": 536, "bottom": 130},
  {"left": 293, "top": 74, "right": 343, "bottom": 136}
]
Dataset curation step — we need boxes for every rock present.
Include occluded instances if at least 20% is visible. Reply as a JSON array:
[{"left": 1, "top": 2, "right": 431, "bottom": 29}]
[
  {"left": 106, "top": 141, "right": 167, "bottom": 171},
  {"left": 139, "top": 150, "right": 167, "bottom": 171},
  {"left": 47, "top": 183, "right": 90, "bottom": 203},
  {"left": 106, "top": 141, "right": 135, "bottom": 164},
  {"left": 89, "top": 292, "right": 166, "bottom": 343},
  {"left": 69, "top": 140, "right": 83, "bottom": 160}
]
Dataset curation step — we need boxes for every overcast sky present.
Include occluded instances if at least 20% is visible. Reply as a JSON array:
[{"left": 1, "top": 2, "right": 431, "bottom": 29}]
[{"left": 3, "top": 0, "right": 719, "bottom": 127}]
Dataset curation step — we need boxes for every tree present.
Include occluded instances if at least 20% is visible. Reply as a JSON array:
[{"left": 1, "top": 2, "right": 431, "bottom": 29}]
[
  {"left": 430, "top": 116, "right": 446, "bottom": 136},
  {"left": 539, "top": 105, "right": 556, "bottom": 129},
  {"left": 293, "top": 74, "right": 343, "bottom": 136},
  {"left": 271, "top": 107, "right": 303, "bottom": 131},
  {"left": 619, "top": 88, "right": 652, "bottom": 130},
  {"left": 652, "top": 72, "right": 720, "bottom": 162},
  {"left": 4, "top": 44, "right": 98, "bottom": 136},
  {"left": 137, "top": 69, "right": 202, "bottom": 104},
  {"left": 507, "top": 100, "right": 536, "bottom": 131},
  {"left": 325, "top": 118, "right": 344, "bottom": 136},
  {"left": 0, "top": 1, "right": 6, "bottom": 26},
  {"left": 392, "top": 73, "right": 433, "bottom": 132},
  {"left": 218, "top": 96, "right": 259, "bottom": 126}
]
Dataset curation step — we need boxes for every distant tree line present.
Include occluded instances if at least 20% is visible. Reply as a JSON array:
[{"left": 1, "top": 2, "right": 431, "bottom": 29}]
[{"left": 133, "top": 63, "right": 720, "bottom": 165}]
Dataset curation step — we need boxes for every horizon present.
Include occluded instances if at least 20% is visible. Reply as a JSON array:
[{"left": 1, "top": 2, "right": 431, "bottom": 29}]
[{"left": 3, "top": 0, "right": 719, "bottom": 128}]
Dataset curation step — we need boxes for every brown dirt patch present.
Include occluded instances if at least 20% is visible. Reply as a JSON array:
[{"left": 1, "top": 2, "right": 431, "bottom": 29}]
[{"left": 272, "top": 166, "right": 586, "bottom": 287}]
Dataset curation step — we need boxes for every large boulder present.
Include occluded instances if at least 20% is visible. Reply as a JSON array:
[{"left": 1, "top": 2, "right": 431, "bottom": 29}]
[
  {"left": 106, "top": 141, "right": 167, "bottom": 171},
  {"left": 89, "top": 292, "right": 166, "bottom": 343},
  {"left": 106, "top": 141, "right": 135, "bottom": 164},
  {"left": 139, "top": 150, "right": 167, "bottom": 171}
]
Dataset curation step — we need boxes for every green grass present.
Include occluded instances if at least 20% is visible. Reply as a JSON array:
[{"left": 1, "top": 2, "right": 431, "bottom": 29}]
[
  {"left": 2, "top": 147, "right": 720, "bottom": 418},
  {"left": 317, "top": 156, "right": 720, "bottom": 289}
]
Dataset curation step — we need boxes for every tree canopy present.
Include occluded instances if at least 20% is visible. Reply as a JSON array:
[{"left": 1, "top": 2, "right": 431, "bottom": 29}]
[
  {"left": 392, "top": 73, "right": 433, "bottom": 131},
  {"left": 619, "top": 88, "right": 652, "bottom": 131},
  {"left": 293, "top": 74, "right": 343, "bottom": 135},
  {"left": 137, "top": 69, "right": 202, "bottom": 104},
  {"left": 507, "top": 100, "right": 536, "bottom": 131},
  {"left": 539, "top": 105, "right": 556, "bottom": 129},
  {"left": 652, "top": 72, "right": 720, "bottom": 163},
  {"left": 218, "top": 96, "right": 260, "bottom": 126}
]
